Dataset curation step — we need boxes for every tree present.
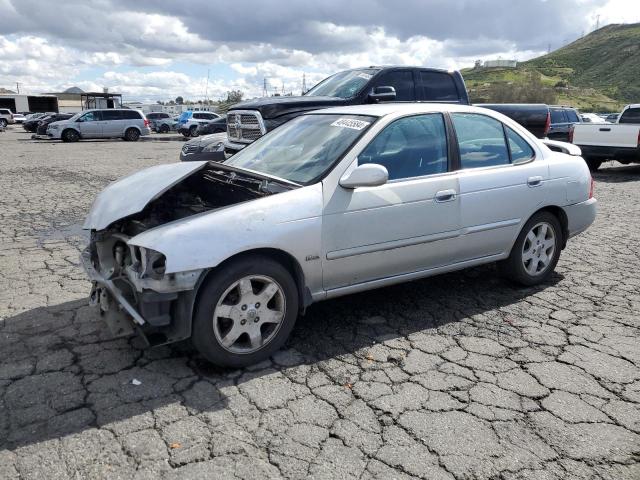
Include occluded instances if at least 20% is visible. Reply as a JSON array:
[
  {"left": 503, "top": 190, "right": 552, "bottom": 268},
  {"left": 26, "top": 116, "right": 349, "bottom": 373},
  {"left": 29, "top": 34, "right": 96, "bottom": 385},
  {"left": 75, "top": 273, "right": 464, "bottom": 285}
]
[
  {"left": 215, "top": 90, "right": 246, "bottom": 113},
  {"left": 175, "top": 96, "right": 184, "bottom": 105}
]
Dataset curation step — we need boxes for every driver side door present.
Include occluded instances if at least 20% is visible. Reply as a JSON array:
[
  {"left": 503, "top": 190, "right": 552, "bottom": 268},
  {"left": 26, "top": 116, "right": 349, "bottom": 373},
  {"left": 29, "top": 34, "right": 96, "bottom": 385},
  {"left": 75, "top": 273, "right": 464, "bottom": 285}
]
[{"left": 322, "top": 113, "right": 461, "bottom": 291}]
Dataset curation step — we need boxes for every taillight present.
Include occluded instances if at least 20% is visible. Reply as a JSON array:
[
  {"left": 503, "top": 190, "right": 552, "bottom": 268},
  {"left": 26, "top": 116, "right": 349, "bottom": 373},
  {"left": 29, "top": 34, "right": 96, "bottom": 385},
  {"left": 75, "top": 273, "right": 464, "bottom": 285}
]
[
  {"left": 544, "top": 111, "right": 551, "bottom": 137},
  {"left": 569, "top": 125, "right": 574, "bottom": 143},
  {"left": 637, "top": 130, "right": 640, "bottom": 147},
  {"left": 589, "top": 176, "right": 594, "bottom": 199},
  {"left": 144, "top": 119, "right": 150, "bottom": 127}
]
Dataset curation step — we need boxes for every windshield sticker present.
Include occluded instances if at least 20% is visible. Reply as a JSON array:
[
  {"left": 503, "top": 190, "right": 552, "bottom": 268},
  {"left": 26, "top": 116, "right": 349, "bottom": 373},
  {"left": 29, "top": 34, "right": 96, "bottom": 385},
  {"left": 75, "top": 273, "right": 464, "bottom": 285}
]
[
  {"left": 357, "top": 73, "right": 373, "bottom": 80},
  {"left": 331, "top": 118, "right": 371, "bottom": 130}
]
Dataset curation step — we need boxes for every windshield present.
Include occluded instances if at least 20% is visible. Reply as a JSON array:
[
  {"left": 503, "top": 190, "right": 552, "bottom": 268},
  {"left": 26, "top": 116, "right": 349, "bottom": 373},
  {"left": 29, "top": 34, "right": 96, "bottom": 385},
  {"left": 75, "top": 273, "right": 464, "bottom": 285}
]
[
  {"left": 305, "top": 69, "right": 380, "bottom": 99},
  {"left": 225, "top": 114, "right": 376, "bottom": 184}
]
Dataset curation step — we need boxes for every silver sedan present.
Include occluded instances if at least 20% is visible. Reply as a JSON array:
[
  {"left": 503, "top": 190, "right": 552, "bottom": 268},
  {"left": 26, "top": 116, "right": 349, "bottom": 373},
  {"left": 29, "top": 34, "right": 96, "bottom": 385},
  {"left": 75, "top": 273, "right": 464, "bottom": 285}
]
[{"left": 82, "top": 103, "right": 596, "bottom": 366}]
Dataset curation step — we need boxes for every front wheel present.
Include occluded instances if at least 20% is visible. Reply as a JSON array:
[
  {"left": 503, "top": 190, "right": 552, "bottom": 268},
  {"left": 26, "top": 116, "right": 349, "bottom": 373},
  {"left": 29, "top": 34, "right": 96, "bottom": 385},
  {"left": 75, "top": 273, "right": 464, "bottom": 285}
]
[
  {"left": 62, "top": 129, "right": 80, "bottom": 142},
  {"left": 192, "top": 256, "right": 299, "bottom": 367},
  {"left": 0, "top": 119, "right": 7, "bottom": 128},
  {"left": 160, "top": 124, "right": 170, "bottom": 133},
  {"left": 189, "top": 125, "right": 199, "bottom": 137},
  {"left": 498, "top": 211, "right": 562, "bottom": 286}
]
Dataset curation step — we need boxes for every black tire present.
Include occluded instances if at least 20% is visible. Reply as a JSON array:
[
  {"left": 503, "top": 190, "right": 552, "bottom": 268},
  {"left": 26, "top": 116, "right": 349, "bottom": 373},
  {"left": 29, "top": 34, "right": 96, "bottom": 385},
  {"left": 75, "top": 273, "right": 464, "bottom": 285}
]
[
  {"left": 124, "top": 128, "right": 140, "bottom": 141},
  {"left": 160, "top": 124, "right": 170, "bottom": 134},
  {"left": 585, "top": 157, "right": 602, "bottom": 172},
  {"left": 189, "top": 125, "right": 199, "bottom": 137},
  {"left": 192, "top": 255, "right": 299, "bottom": 367},
  {"left": 62, "top": 129, "right": 80, "bottom": 142},
  {"left": 0, "top": 119, "right": 7, "bottom": 128},
  {"left": 498, "top": 211, "right": 563, "bottom": 286}
]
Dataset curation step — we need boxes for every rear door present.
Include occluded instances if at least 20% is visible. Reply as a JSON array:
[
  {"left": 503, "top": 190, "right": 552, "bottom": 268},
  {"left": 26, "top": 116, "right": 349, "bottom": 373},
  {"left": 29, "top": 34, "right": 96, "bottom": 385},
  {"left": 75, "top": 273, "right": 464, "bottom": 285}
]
[
  {"left": 100, "top": 109, "right": 123, "bottom": 137},
  {"left": 548, "top": 108, "right": 569, "bottom": 140},
  {"left": 451, "top": 113, "right": 548, "bottom": 261},
  {"left": 415, "top": 70, "right": 461, "bottom": 103}
]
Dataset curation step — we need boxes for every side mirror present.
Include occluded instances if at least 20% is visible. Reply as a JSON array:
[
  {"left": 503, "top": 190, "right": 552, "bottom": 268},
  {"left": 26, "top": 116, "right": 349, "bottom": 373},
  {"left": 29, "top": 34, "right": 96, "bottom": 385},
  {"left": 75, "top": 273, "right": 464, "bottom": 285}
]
[
  {"left": 368, "top": 86, "right": 396, "bottom": 103},
  {"left": 339, "top": 163, "right": 389, "bottom": 189}
]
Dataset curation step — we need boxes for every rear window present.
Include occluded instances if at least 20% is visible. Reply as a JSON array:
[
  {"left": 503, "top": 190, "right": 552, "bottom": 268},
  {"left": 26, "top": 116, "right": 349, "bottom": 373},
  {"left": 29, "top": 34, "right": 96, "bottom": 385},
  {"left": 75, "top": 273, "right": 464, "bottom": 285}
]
[
  {"left": 565, "top": 109, "right": 580, "bottom": 123},
  {"left": 0, "top": 109, "right": 10, "bottom": 114},
  {"left": 416, "top": 71, "right": 459, "bottom": 101},
  {"left": 550, "top": 109, "right": 567, "bottom": 123},
  {"left": 619, "top": 108, "right": 640, "bottom": 124},
  {"left": 121, "top": 110, "right": 142, "bottom": 120}
]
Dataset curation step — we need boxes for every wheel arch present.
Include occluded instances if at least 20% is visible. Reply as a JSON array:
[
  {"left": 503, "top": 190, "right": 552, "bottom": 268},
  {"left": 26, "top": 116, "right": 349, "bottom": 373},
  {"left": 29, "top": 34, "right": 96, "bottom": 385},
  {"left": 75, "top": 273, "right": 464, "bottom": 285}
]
[
  {"left": 524, "top": 205, "right": 569, "bottom": 249},
  {"left": 195, "top": 247, "right": 311, "bottom": 316}
]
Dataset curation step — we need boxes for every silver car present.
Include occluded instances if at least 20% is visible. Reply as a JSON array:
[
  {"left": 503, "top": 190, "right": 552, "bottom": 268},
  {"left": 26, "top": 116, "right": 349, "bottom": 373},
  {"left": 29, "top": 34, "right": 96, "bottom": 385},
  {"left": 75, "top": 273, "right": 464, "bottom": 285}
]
[
  {"left": 81, "top": 104, "right": 596, "bottom": 366},
  {"left": 47, "top": 108, "right": 151, "bottom": 142}
]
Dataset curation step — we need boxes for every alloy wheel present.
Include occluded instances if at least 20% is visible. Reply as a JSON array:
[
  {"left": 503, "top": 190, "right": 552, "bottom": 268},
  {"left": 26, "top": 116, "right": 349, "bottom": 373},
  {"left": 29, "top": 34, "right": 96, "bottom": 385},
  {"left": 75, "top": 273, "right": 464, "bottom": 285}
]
[
  {"left": 522, "top": 222, "right": 556, "bottom": 276},
  {"left": 212, "top": 275, "right": 286, "bottom": 354}
]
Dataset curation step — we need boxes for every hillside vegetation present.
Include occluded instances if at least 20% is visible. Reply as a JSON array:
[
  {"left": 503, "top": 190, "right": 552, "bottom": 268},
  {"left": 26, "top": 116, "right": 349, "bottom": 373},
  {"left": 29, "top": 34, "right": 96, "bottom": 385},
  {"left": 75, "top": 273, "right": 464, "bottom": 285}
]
[{"left": 462, "top": 23, "right": 640, "bottom": 112}]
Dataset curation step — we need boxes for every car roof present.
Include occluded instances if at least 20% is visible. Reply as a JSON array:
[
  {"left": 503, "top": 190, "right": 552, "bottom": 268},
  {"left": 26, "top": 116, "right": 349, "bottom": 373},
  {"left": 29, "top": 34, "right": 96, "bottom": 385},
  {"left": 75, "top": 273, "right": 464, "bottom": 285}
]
[{"left": 307, "top": 102, "right": 484, "bottom": 118}]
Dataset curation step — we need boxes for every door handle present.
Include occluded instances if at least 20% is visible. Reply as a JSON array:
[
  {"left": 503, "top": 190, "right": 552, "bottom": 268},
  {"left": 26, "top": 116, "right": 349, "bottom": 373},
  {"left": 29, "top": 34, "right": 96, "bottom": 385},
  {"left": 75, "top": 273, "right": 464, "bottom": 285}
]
[
  {"left": 599, "top": 127, "right": 611, "bottom": 131},
  {"left": 435, "top": 189, "right": 457, "bottom": 202},
  {"left": 527, "top": 176, "right": 543, "bottom": 187}
]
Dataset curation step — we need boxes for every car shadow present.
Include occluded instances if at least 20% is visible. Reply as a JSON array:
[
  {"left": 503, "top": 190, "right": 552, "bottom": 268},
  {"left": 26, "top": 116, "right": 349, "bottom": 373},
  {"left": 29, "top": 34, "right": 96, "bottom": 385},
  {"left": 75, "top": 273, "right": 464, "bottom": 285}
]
[
  {"left": 594, "top": 162, "right": 640, "bottom": 183},
  {"left": 0, "top": 265, "right": 563, "bottom": 450}
]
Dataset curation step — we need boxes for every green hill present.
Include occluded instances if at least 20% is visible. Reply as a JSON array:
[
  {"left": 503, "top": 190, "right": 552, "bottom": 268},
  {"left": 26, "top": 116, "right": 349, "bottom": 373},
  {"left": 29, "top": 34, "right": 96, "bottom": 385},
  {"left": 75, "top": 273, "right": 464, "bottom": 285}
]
[{"left": 462, "top": 23, "right": 640, "bottom": 112}]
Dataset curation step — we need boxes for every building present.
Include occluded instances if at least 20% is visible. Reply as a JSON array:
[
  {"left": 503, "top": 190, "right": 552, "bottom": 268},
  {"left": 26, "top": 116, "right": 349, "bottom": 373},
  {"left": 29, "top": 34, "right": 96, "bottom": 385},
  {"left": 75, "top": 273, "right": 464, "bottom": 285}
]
[
  {"left": 482, "top": 59, "right": 518, "bottom": 68},
  {"left": 123, "top": 102, "right": 219, "bottom": 116}
]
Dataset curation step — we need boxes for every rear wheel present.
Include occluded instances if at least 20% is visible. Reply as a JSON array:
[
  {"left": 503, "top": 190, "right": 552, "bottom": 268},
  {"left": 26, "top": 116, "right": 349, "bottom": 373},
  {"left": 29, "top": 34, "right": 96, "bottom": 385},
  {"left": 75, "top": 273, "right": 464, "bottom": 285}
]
[
  {"left": 192, "top": 256, "right": 299, "bottom": 367},
  {"left": 189, "top": 125, "right": 199, "bottom": 137},
  {"left": 585, "top": 157, "right": 602, "bottom": 171},
  {"left": 62, "top": 129, "right": 80, "bottom": 142},
  {"left": 0, "top": 119, "right": 7, "bottom": 128},
  {"left": 160, "top": 124, "right": 170, "bottom": 133},
  {"left": 498, "top": 211, "right": 562, "bottom": 286},
  {"left": 124, "top": 128, "right": 140, "bottom": 141}
]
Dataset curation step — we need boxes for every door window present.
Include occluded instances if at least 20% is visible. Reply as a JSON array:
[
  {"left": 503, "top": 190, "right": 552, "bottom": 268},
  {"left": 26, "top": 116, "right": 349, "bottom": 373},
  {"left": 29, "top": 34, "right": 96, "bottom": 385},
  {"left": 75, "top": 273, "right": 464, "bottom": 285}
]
[
  {"left": 565, "top": 109, "right": 580, "bottom": 123},
  {"left": 372, "top": 70, "right": 415, "bottom": 101},
  {"left": 416, "top": 71, "right": 459, "bottom": 101},
  {"left": 452, "top": 113, "right": 510, "bottom": 169},
  {"left": 79, "top": 111, "right": 102, "bottom": 122},
  {"left": 505, "top": 127, "right": 535, "bottom": 164},
  {"left": 358, "top": 114, "right": 448, "bottom": 180},
  {"left": 121, "top": 110, "right": 142, "bottom": 119}
]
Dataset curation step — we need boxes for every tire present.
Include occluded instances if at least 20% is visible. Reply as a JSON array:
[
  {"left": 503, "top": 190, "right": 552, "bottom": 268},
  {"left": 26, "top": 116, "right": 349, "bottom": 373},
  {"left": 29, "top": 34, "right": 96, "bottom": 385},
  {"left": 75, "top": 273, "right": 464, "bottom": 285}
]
[
  {"left": 192, "top": 255, "right": 299, "bottom": 367},
  {"left": 189, "top": 125, "right": 199, "bottom": 137},
  {"left": 498, "top": 211, "right": 563, "bottom": 286},
  {"left": 124, "top": 128, "right": 140, "bottom": 141},
  {"left": 160, "top": 124, "right": 170, "bottom": 134},
  {"left": 62, "top": 129, "right": 80, "bottom": 142},
  {"left": 0, "top": 119, "right": 7, "bottom": 128},
  {"left": 585, "top": 157, "right": 602, "bottom": 172}
]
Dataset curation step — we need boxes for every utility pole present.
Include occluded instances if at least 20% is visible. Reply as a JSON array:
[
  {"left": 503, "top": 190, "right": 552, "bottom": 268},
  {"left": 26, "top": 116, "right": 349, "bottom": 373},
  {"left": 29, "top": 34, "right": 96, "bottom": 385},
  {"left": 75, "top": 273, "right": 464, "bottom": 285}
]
[
  {"left": 301, "top": 73, "right": 307, "bottom": 95},
  {"left": 262, "top": 78, "right": 268, "bottom": 97},
  {"left": 15, "top": 82, "right": 20, "bottom": 94},
  {"left": 204, "top": 68, "right": 210, "bottom": 104},
  {"left": 547, "top": 43, "right": 551, "bottom": 54},
  {"left": 596, "top": 14, "right": 600, "bottom": 30}
]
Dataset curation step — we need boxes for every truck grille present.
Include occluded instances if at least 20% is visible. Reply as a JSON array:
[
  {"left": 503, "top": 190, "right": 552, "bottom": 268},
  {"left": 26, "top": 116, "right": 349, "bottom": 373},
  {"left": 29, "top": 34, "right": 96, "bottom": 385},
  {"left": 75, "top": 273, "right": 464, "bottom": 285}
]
[{"left": 227, "top": 110, "right": 266, "bottom": 144}]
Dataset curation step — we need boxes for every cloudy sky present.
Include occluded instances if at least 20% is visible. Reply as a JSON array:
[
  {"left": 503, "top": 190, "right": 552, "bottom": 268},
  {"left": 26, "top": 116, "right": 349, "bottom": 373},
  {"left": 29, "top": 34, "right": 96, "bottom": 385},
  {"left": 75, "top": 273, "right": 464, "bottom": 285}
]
[{"left": 0, "top": 0, "right": 638, "bottom": 101}]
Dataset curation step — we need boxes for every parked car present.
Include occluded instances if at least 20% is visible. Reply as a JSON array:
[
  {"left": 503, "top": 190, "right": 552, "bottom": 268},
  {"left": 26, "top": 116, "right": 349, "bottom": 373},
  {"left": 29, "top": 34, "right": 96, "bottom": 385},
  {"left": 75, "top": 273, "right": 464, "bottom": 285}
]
[
  {"left": 12, "top": 113, "right": 26, "bottom": 124},
  {"left": 177, "top": 111, "right": 220, "bottom": 137},
  {"left": 47, "top": 109, "right": 151, "bottom": 142},
  {"left": 547, "top": 105, "right": 582, "bottom": 141},
  {"left": 180, "top": 132, "right": 226, "bottom": 162},
  {"left": 23, "top": 112, "right": 57, "bottom": 132},
  {"left": 571, "top": 104, "right": 640, "bottom": 170},
  {"left": 475, "top": 104, "right": 550, "bottom": 138},
  {"left": 81, "top": 103, "right": 596, "bottom": 366},
  {"left": 225, "top": 66, "right": 470, "bottom": 155},
  {"left": 151, "top": 115, "right": 179, "bottom": 133},
  {"left": 580, "top": 113, "right": 606, "bottom": 123},
  {"left": 0, "top": 108, "right": 15, "bottom": 127},
  {"left": 196, "top": 115, "right": 227, "bottom": 136},
  {"left": 35, "top": 113, "right": 74, "bottom": 136}
]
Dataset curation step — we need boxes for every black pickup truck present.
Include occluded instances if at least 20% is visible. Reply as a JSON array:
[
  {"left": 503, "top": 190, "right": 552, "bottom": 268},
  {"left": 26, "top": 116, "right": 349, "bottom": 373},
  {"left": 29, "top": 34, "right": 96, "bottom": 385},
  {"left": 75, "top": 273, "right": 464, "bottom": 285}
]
[{"left": 224, "top": 66, "right": 470, "bottom": 154}]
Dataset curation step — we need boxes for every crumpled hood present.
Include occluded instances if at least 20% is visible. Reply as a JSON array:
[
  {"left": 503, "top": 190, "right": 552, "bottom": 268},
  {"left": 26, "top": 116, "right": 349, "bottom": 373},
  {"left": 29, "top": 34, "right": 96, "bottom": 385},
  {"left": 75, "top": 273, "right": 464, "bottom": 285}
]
[{"left": 83, "top": 161, "right": 208, "bottom": 230}]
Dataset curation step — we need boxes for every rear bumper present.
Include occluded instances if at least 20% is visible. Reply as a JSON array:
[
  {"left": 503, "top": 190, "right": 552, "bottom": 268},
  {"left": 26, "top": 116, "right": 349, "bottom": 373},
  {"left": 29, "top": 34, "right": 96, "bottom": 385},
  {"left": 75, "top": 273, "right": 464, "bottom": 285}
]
[
  {"left": 577, "top": 144, "right": 640, "bottom": 162},
  {"left": 564, "top": 198, "right": 597, "bottom": 239}
]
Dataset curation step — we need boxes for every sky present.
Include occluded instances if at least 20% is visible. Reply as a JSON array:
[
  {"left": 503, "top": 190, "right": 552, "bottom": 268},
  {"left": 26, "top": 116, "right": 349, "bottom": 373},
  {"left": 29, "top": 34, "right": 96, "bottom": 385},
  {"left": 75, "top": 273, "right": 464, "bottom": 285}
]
[{"left": 0, "top": 0, "right": 638, "bottom": 102}]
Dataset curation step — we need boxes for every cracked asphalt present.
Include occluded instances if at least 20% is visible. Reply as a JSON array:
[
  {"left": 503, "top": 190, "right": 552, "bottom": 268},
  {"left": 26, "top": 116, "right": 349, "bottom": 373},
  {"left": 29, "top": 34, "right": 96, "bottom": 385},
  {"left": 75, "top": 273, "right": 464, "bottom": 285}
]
[{"left": 0, "top": 126, "right": 639, "bottom": 480}]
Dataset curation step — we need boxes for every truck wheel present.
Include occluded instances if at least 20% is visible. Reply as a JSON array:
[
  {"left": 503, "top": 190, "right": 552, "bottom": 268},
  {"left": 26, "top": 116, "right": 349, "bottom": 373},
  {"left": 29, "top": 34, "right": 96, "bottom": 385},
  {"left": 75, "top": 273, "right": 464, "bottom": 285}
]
[
  {"left": 124, "top": 128, "right": 140, "bottom": 141},
  {"left": 585, "top": 158, "right": 602, "bottom": 172},
  {"left": 62, "top": 129, "right": 80, "bottom": 142},
  {"left": 498, "top": 211, "right": 562, "bottom": 286},
  {"left": 192, "top": 255, "right": 299, "bottom": 367},
  {"left": 189, "top": 125, "right": 199, "bottom": 137}
]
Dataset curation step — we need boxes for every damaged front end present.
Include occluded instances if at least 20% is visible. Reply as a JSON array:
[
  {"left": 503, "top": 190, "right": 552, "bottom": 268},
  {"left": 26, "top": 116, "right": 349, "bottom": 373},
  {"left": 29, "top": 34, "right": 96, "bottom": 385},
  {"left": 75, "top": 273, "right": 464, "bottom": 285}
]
[{"left": 81, "top": 162, "right": 295, "bottom": 345}]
